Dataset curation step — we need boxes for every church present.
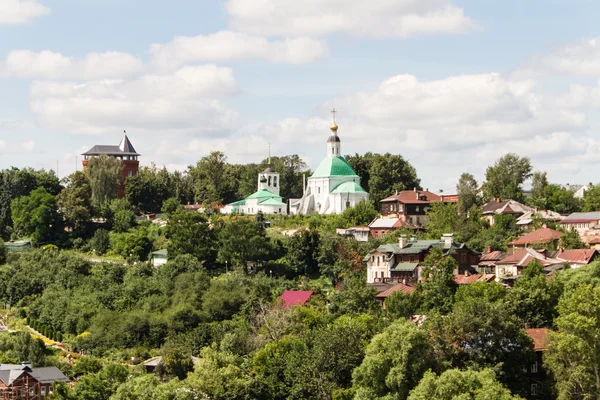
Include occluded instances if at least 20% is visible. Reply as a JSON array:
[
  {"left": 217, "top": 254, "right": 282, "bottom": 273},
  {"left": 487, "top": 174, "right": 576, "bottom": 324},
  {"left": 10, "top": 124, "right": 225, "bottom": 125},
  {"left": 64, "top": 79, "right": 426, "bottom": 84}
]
[
  {"left": 223, "top": 154, "right": 288, "bottom": 215},
  {"left": 289, "top": 111, "right": 369, "bottom": 214}
]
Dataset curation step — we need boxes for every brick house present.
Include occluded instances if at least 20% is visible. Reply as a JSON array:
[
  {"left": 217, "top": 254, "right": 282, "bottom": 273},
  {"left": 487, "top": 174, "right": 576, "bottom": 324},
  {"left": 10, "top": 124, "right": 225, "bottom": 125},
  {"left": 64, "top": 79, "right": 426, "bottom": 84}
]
[
  {"left": 0, "top": 362, "right": 70, "bottom": 399},
  {"left": 524, "top": 328, "right": 552, "bottom": 398},
  {"left": 365, "top": 234, "right": 480, "bottom": 284},
  {"left": 379, "top": 189, "right": 458, "bottom": 228},
  {"left": 368, "top": 218, "right": 404, "bottom": 239},
  {"left": 495, "top": 248, "right": 563, "bottom": 284}
]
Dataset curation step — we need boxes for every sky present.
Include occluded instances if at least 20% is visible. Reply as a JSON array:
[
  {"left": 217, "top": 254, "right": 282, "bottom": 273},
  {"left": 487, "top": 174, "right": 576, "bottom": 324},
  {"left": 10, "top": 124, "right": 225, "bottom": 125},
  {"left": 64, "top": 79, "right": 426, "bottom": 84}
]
[{"left": 1, "top": 0, "right": 600, "bottom": 193}]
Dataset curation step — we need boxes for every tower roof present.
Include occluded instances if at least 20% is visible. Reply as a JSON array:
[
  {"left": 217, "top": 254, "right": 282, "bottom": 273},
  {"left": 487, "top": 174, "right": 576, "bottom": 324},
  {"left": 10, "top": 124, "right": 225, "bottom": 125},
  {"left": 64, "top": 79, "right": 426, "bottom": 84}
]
[
  {"left": 119, "top": 134, "right": 138, "bottom": 154},
  {"left": 82, "top": 133, "right": 140, "bottom": 156},
  {"left": 312, "top": 156, "right": 359, "bottom": 178}
]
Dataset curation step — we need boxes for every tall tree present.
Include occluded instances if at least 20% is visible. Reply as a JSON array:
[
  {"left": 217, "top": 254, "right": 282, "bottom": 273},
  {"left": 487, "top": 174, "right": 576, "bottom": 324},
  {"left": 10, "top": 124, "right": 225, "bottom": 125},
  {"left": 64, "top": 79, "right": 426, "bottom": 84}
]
[
  {"left": 56, "top": 171, "right": 93, "bottom": 235},
  {"left": 166, "top": 210, "right": 217, "bottom": 266},
  {"left": 11, "top": 187, "right": 62, "bottom": 244},
  {"left": 418, "top": 248, "right": 458, "bottom": 314},
  {"left": 86, "top": 155, "right": 123, "bottom": 209},
  {"left": 346, "top": 152, "right": 375, "bottom": 193},
  {"left": 188, "top": 151, "right": 237, "bottom": 204},
  {"left": 217, "top": 218, "right": 271, "bottom": 271},
  {"left": 456, "top": 173, "right": 480, "bottom": 214},
  {"left": 545, "top": 285, "right": 600, "bottom": 400},
  {"left": 530, "top": 171, "right": 549, "bottom": 206},
  {"left": 582, "top": 185, "right": 600, "bottom": 212},
  {"left": 482, "top": 153, "right": 532, "bottom": 202}
]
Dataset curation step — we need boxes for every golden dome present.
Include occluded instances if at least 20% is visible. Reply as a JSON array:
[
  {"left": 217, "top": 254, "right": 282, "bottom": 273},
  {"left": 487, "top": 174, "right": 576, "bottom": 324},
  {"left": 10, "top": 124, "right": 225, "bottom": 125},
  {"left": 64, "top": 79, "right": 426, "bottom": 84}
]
[{"left": 330, "top": 121, "right": 338, "bottom": 132}]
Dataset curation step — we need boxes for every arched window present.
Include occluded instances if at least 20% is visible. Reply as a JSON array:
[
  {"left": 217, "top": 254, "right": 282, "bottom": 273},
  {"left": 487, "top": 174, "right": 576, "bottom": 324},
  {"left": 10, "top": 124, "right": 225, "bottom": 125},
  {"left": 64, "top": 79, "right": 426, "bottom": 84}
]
[
  {"left": 273, "top": 176, "right": 278, "bottom": 187},
  {"left": 268, "top": 176, "right": 272, "bottom": 186}
]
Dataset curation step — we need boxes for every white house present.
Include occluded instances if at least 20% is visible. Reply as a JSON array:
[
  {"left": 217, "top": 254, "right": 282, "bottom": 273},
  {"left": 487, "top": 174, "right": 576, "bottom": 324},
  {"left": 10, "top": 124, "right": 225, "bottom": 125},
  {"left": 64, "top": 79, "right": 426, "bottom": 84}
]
[{"left": 289, "top": 112, "right": 369, "bottom": 215}]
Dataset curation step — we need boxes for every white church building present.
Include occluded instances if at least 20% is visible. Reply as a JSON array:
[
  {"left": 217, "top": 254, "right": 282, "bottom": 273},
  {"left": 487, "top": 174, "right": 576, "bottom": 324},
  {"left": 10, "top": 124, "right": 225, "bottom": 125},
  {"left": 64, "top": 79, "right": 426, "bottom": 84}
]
[
  {"left": 289, "top": 113, "right": 369, "bottom": 214},
  {"left": 223, "top": 162, "right": 288, "bottom": 215}
]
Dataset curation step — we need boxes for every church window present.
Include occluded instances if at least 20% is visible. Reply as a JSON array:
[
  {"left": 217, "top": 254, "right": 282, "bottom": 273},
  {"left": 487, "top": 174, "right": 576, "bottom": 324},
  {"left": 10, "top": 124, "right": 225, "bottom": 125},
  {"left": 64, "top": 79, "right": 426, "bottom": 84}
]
[
  {"left": 274, "top": 176, "right": 277, "bottom": 187},
  {"left": 268, "top": 176, "right": 272, "bottom": 186},
  {"left": 318, "top": 187, "right": 321, "bottom": 194}
]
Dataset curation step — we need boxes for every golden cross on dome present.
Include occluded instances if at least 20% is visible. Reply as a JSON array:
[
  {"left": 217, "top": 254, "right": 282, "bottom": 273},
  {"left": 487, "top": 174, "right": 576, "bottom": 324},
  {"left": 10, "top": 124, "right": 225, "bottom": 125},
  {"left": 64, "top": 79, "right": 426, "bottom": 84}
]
[{"left": 331, "top": 108, "right": 337, "bottom": 122}]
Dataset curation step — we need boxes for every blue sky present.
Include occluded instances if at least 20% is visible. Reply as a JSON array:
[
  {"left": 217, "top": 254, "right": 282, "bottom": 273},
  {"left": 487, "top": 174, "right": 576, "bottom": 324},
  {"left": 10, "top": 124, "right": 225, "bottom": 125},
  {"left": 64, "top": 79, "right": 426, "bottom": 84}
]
[{"left": 1, "top": 0, "right": 600, "bottom": 192}]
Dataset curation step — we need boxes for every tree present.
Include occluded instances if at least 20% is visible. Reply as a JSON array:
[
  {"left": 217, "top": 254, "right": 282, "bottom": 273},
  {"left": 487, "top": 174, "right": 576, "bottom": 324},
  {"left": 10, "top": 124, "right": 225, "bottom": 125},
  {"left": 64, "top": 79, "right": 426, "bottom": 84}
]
[
  {"left": 256, "top": 155, "right": 310, "bottom": 199},
  {"left": 110, "top": 226, "right": 153, "bottom": 262},
  {"left": 0, "top": 241, "right": 5, "bottom": 265},
  {"left": 90, "top": 229, "right": 110, "bottom": 255},
  {"left": 352, "top": 320, "right": 435, "bottom": 400},
  {"left": 284, "top": 229, "right": 320, "bottom": 276},
  {"left": 340, "top": 200, "right": 378, "bottom": 227},
  {"left": 482, "top": 153, "right": 532, "bottom": 201},
  {"left": 11, "top": 187, "right": 62, "bottom": 244},
  {"left": 56, "top": 171, "right": 93, "bottom": 235},
  {"left": 418, "top": 248, "right": 457, "bottom": 314},
  {"left": 545, "top": 284, "right": 600, "bottom": 400},
  {"left": 456, "top": 173, "right": 480, "bottom": 215},
  {"left": 545, "top": 184, "right": 581, "bottom": 214},
  {"left": 166, "top": 210, "right": 217, "bottom": 265},
  {"left": 161, "top": 197, "right": 182, "bottom": 218},
  {"left": 125, "top": 164, "right": 171, "bottom": 212},
  {"left": 559, "top": 228, "right": 587, "bottom": 250},
  {"left": 424, "top": 203, "right": 459, "bottom": 240},
  {"left": 329, "top": 274, "right": 380, "bottom": 316},
  {"left": 188, "top": 151, "right": 237, "bottom": 204},
  {"left": 530, "top": 171, "right": 549, "bottom": 205},
  {"left": 582, "top": 185, "right": 600, "bottom": 212},
  {"left": 408, "top": 368, "right": 522, "bottom": 400},
  {"left": 113, "top": 209, "right": 136, "bottom": 233},
  {"left": 86, "top": 155, "right": 123, "bottom": 208},
  {"left": 217, "top": 218, "right": 271, "bottom": 271}
]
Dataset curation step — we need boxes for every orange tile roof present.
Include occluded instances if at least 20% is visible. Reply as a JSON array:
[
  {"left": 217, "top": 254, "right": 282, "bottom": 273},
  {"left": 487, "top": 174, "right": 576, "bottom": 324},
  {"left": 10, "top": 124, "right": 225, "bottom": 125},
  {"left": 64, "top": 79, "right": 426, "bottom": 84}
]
[
  {"left": 376, "top": 283, "right": 415, "bottom": 298},
  {"left": 508, "top": 228, "right": 563, "bottom": 246},
  {"left": 526, "top": 328, "right": 549, "bottom": 351},
  {"left": 480, "top": 251, "right": 506, "bottom": 262},
  {"left": 454, "top": 274, "right": 496, "bottom": 284},
  {"left": 557, "top": 248, "right": 597, "bottom": 264},
  {"left": 381, "top": 190, "right": 444, "bottom": 204}
]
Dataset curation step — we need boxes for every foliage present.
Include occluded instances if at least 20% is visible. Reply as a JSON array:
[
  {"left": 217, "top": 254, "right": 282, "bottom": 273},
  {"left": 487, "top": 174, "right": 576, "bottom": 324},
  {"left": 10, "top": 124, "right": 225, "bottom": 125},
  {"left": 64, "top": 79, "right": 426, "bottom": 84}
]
[
  {"left": 166, "top": 210, "right": 217, "bottom": 265},
  {"left": 125, "top": 165, "right": 172, "bottom": 212},
  {"left": 582, "top": 185, "right": 600, "bottom": 212},
  {"left": 217, "top": 218, "right": 272, "bottom": 271},
  {"left": 11, "top": 187, "right": 62, "bottom": 244},
  {"left": 418, "top": 248, "right": 458, "bottom": 314},
  {"left": 0, "top": 240, "right": 6, "bottom": 265},
  {"left": 56, "top": 171, "right": 93, "bottom": 235},
  {"left": 90, "top": 229, "right": 110, "bottom": 255},
  {"left": 340, "top": 199, "right": 378, "bottom": 227},
  {"left": 110, "top": 226, "right": 153, "bottom": 262},
  {"left": 86, "top": 155, "right": 122, "bottom": 209},
  {"left": 558, "top": 227, "right": 587, "bottom": 249},
  {"left": 283, "top": 229, "right": 320, "bottom": 276},
  {"left": 456, "top": 172, "right": 480, "bottom": 215},
  {"left": 408, "top": 368, "right": 522, "bottom": 400},
  {"left": 482, "top": 153, "right": 532, "bottom": 202}
]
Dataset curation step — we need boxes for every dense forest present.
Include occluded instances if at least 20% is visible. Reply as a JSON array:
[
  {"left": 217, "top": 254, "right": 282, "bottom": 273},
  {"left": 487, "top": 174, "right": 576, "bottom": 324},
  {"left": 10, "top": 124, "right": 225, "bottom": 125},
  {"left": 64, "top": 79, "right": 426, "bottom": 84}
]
[{"left": 0, "top": 151, "right": 599, "bottom": 399}]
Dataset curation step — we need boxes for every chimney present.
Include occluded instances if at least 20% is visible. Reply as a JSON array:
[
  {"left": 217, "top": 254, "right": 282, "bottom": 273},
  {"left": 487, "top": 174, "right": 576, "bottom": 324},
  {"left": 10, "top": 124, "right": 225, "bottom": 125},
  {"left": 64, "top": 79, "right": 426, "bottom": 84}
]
[
  {"left": 413, "top": 187, "right": 417, "bottom": 192},
  {"left": 395, "top": 189, "right": 398, "bottom": 195},
  {"left": 416, "top": 191, "right": 419, "bottom": 200},
  {"left": 399, "top": 235, "right": 407, "bottom": 249},
  {"left": 486, "top": 246, "right": 492, "bottom": 253},
  {"left": 441, "top": 233, "right": 453, "bottom": 246},
  {"left": 21, "top": 361, "right": 31, "bottom": 368},
  {"left": 402, "top": 278, "right": 407, "bottom": 285},
  {"left": 410, "top": 235, "right": 417, "bottom": 242},
  {"left": 495, "top": 197, "right": 501, "bottom": 203}
]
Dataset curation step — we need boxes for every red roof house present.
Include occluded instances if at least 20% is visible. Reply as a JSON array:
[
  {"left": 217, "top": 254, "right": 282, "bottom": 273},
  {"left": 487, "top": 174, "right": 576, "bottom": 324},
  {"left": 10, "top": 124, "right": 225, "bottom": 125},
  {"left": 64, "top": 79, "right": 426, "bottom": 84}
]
[
  {"left": 278, "top": 291, "right": 314, "bottom": 308},
  {"left": 375, "top": 283, "right": 415, "bottom": 308},
  {"left": 556, "top": 248, "right": 598, "bottom": 266},
  {"left": 508, "top": 228, "right": 563, "bottom": 248}
]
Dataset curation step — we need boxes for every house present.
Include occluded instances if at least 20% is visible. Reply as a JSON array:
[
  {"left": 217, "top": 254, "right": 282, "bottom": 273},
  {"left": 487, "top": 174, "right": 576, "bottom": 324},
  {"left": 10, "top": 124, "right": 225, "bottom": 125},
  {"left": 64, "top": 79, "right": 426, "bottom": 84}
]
[
  {"left": 556, "top": 248, "right": 598, "bottom": 268},
  {"left": 453, "top": 272, "right": 495, "bottom": 285},
  {"left": 375, "top": 282, "right": 415, "bottom": 308},
  {"left": 289, "top": 112, "right": 369, "bottom": 215},
  {"left": 3, "top": 240, "right": 31, "bottom": 252},
  {"left": 561, "top": 212, "right": 600, "bottom": 242},
  {"left": 495, "top": 248, "right": 563, "bottom": 284},
  {"left": 365, "top": 234, "right": 480, "bottom": 284},
  {"left": 151, "top": 250, "right": 168, "bottom": 267},
  {"left": 368, "top": 218, "right": 404, "bottom": 239},
  {"left": 478, "top": 248, "right": 506, "bottom": 274},
  {"left": 525, "top": 328, "right": 552, "bottom": 398},
  {"left": 562, "top": 183, "right": 594, "bottom": 199},
  {"left": 516, "top": 210, "right": 564, "bottom": 230},
  {"left": 507, "top": 228, "right": 563, "bottom": 250},
  {"left": 277, "top": 291, "right": 314, "bottom": 308},
  {"left": 0, "top": 362, "right": 70, "bottom": 399},
  {"left": 379, "top": 189, "right": 458, "bottom": 228},
  {"left": 336, "top": 227, "right": 370, "bottom": 242},
  {"left": 481, "top": 199, "right": 532, "bottom": 226},
  {"left": 82, "top": 133, "right": 140, "bottom": 198}
]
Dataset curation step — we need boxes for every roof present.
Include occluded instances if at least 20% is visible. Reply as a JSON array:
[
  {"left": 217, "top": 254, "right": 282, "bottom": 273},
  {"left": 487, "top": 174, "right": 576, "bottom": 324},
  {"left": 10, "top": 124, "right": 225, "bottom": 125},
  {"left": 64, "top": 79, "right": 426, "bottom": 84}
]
[
  {"left": 557, "top": 248, "right": 597, "bottom": 264},
  {"left": 327, "top": 134, "right": 341, "bottom": 143},
  {"left": 517, "top": 210, "right": 564, "bottom": 225},
  {"left": 497, "top": 248, "right": 563, "bottom": 267},
  {"left": 380, "top": 190, "right": 444, "bottom": 205},
  {"left": 369, "top": 218, "right": 402, "bottom": 229},
  {"left": 480, "top": 250, "right": 506, "bottom": 262},
  {"left": 278, "top": 291, "right": 314, "bottom": 308},
  {"left": 152, "top": 249, "right": 168, "bottom": 256},
  {"left": 526, "top": 328, "right": 549, "bottom": 351},
  {"left": 258, "top": 198, "right": 287, "bottom": 206},
  {"left": 82, "top": 134, "right": 140, "bottom": 156},
  {"left": 311, "top": 156, "right": 359, "bottom": 178},
  {"left": 454, "top": 273, "right": 495, "bottom": 284},
  {"left": 370, "top": 239, "right": 476, "bottom": 258},
  {"left": 481, "top": 199, "right": 532, "bottom": 215},
  {"left": 391, "top": 262, "right": 419, "bottom": 272},
  {"left": 262, "top": 166, "right": 276, "bottom": 173},
  {"left": 376, "top": 283, "right": 415, "bottom": 298},
  {"left": 0, "top": 365, "right": 69, "bottom": 386},
  {"left": 508, "top": 228, "right": 563, "bottom": 246},
  {"left": 330, "top": 181, "right": 367, "bottom": 194},
  {"left": 30, "top": 367, "right": 70, "bottom": 384},
  {"left": 562, "top": 212, "right": 600, "bottom": 223},
  {"left": 246, "top": 189, "right": 282, "bottom": 200}
]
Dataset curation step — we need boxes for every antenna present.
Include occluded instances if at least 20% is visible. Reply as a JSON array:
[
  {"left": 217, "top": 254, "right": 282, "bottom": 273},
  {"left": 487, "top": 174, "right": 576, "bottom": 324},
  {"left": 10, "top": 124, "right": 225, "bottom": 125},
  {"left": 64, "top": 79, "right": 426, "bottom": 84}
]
[{"left": 268, "top": 143, "right": 271, "bottom": 166}]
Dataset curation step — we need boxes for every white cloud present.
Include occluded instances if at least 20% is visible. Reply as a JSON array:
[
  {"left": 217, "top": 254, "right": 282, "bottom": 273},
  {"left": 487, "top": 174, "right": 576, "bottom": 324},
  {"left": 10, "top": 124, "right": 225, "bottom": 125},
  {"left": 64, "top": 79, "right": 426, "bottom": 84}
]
[
  {"left": 225, "top": 0, "right": 477, "bottom": 38},
  {"left": 30, "top": 64, "right": 240, "bottom": 135},
  {"left": 516, "top": 38, "right": 600, "bottom": 77},
  {"left": 0, "top": 0, "right": 49, "bottom": 24},
  {"left": 150, "top": 31, "right": 328, "bottom": 70},
  {"left": 21, "top": 139, "right": 35, "bottom": 151},
  {"left": 1, "top": 50, "right": 144, "bottom": 80}
]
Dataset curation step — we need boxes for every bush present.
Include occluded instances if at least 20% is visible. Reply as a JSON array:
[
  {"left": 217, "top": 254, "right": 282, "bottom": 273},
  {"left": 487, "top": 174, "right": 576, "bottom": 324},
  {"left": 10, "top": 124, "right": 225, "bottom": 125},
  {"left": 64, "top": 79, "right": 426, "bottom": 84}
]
[{"left": 90, "top": 229, "right": 110, "bottom": 255}]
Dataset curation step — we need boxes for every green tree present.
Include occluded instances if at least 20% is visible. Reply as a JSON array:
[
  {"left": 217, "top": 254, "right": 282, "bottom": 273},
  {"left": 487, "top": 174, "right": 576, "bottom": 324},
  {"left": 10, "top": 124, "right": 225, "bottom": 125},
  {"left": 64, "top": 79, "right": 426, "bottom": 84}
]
[
  {"left": 329, "top": 274, "right": 380, "bottom": 316},
  {"left": 559, "top": 228, "right": 587, "bottom": 249},
  {"left": 90, "top": 229, "right": 110, "bottom": 255},
  {"left": 424, "top": 203, "right": 459, "bottom": 240},
  {"left": 166, "top": 210, "right": 217, "bottom": 265},
  {"left": 418, "top": 248, "right": 457, "bottom": 314},
  {"left": 408, "top": 368, "right": 522, "bottom": 400},
  {"left": 545, "top": 284, "right": 600, "bottom": 400},
  {"left": 161, "top": 197, "right": 182, "bottom": 218},
  {"left": 256, "top": 154, "right": 310, "bottom": 199},
  {"left": 583, "top": 185, "right": 600, "bottom": 212},
  {"left": 188, "top": 151, "right": 237, "bottom": 204},
  {"left": 110, "top": 226, "right": 153, "bottom": 261},
  {"left": 217, "top": 218, "right": 271, "bottom": 271},
  {"left": 530, "top": 171, "right": 549, "bottom": 206},
  {"left": 340, "top": 200, "right": 378, "bottom": 227},
  {"left": 456, "top": 172, "right": 480, "bottom": 215},
  {"left": 56, "top": 171, "right": 93, "bottom": 235},
  {"left": 0, "top": 241, "right": 6, "bottom": 265},
  {"left": 352, "top": 320, "right": 435, "bottom": 400},
  {"left": 545, "top": 184, "right": 581, "bottom": 214},
  {"left": 482, "top": 153, "right": 532, "bottom": 201},
  {"left": 86, "top": 155, "right": 123, "bottom": 208},
  {"left": 284, "top": 229, "right": 320, "bottom": 276},
  {"left": 11, "top": 187, "right": 62, "bottom": 244}
]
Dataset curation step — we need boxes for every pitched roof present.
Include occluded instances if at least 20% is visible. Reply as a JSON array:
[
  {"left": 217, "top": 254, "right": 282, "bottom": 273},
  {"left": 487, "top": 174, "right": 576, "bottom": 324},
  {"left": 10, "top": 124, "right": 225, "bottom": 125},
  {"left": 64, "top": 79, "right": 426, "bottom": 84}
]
[
  {"left": 508, "top": 228, "right": 563, "bottom": 246},
  {"left": 480, "top": 250, "right": 506, "bottom": 262},
  {"left": 562, "top": 212, "right": 600, "bottom": 223},
  {"left": 245, "top": 189, "right": 283, "bottom": 200},
  {"left": 82, "top": 135, "right": 140, "bottom": 156},
  {"left": 259, "top": 198, "right": 287, "bottom": 206},
  {"left": 376, "top": 283, "right": 415, "bottom": 298},
  {"left": 481, "top": 199, "right": 532, "bottom": 215},
  {"left": 391, "top": 262, "right": 420, "bottom": 272},
  {"left": 380, "top": 190, "right": 445, "bottom": 204},
  {"left": 30, "top": 367, "right": 70, "bottom": 384},
  {"left": 278, "top": 291, "right": 314, "bottom": 308},
  {"left": 311, "top": 156, "right": 359, "bottom": 178},
  {"left": 557, "top": 248, "right": 597, "bottom": 264},
  {"left": 369, "top": 218, "right": 402, "bottom": 229},
  {"left": 330, "top": 181, "right": 367, "bottom": 194},
  {"left": 526, "top": 328, "right": 550, "bottom": 351},
  {"left": 454, "top": 273, "right": 496, "bottom": 284},
  {"left": 498, "top": 248, "right": 563, "bottom": 267},
  {"left": 516, "top": 210, "right": 564, "bottom": 225}
]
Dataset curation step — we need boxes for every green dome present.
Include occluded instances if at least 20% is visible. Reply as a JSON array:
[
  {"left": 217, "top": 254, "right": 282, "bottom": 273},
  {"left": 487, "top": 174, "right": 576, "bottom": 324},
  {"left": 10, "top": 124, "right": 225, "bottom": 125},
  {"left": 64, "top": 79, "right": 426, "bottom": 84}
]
[{"left": 312, "top": 156, "right": 359, "bottom": 178}]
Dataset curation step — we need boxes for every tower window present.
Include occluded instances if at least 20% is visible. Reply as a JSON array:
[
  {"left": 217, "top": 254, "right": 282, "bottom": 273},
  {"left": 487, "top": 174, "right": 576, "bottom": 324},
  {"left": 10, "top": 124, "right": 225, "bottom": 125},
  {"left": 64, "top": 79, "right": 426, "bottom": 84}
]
[
  {"left": 268, "top": 176, "right": 272, "bottom": 186},
  {"left": 273, "top": 176, "right": 278, "bottom": 187}
]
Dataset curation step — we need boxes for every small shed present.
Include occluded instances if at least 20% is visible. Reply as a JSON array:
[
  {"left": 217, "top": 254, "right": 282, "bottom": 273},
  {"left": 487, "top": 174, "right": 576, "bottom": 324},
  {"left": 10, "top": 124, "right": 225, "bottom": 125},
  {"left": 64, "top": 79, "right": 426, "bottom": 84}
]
[
  {"left": 4, "top": 240, "right": 31, "bottom": 251},
  {"left": 278, "top": 291, "right": 314, "bottom": 308},
  {"left": 151, "top": 250, "right": 168, "bottom": 267}
]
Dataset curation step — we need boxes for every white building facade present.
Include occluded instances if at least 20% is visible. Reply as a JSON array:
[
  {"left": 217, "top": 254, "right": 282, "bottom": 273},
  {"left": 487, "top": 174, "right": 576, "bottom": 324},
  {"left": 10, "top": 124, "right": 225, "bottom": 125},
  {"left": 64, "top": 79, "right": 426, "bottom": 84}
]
[{"left": 223, "top": 164, "right": 288, "bottom": 215}]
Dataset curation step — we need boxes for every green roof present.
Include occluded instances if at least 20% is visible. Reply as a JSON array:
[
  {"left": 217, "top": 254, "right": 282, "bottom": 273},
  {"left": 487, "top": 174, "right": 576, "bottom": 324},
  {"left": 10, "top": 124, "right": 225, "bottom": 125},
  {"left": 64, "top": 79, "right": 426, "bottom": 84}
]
[
  {"left": 228, "top": 199, "right": 246, "bottom": 206},
  {"left": 330, "top": 181, "right": 367, "bottom": 194},
  {"left": 246, "top": 189, "right": 283, "bottom": 200},
  {"left": 259, "top": 198, "right": 287, "bottom": 206},
  {"left": 391, "top": 262, "right": 419, "bottom": 272},
  {"left": 312, "top": 156, "right": 359, "bottom": 178}
]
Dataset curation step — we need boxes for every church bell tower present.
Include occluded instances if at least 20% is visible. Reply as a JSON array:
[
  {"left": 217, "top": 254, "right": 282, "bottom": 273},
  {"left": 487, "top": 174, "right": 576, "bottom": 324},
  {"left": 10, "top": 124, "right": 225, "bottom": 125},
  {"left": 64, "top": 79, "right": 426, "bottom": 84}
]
[
  {"left": 327, "top": 108, "right": 341, "bottom": 157},
  {"left": 257, "top": 145, "right": 280, "bottom": 196}
]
